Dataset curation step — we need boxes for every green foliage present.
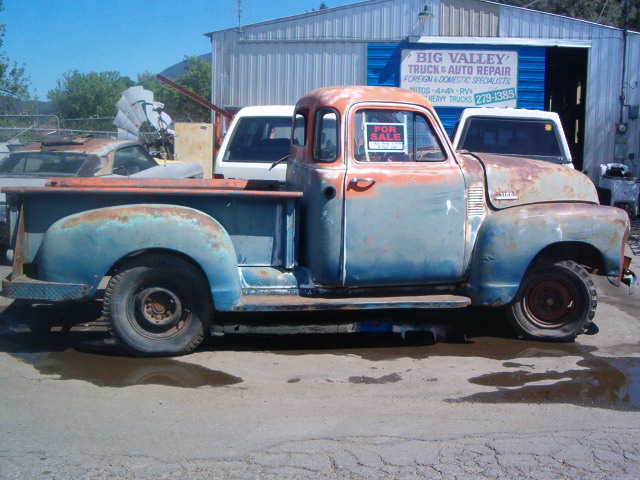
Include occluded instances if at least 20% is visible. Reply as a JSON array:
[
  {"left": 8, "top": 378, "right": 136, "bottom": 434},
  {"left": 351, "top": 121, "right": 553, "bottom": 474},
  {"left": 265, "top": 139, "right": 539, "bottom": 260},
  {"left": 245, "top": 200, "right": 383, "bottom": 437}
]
[
  {"left": 47, "top": 71, "right": 134, "bottom": 120},
  {"left": 493, "top": 0, "right": 639, "bottom": 31},
  {"left": 152, "top": 56, "right": 212, "bottom": 122},
  {"left": 0, "top": 0, "right": 31, "bottom": 113},
  {"left": 136, "top": 71, "right": 161, "bottom": 92}
]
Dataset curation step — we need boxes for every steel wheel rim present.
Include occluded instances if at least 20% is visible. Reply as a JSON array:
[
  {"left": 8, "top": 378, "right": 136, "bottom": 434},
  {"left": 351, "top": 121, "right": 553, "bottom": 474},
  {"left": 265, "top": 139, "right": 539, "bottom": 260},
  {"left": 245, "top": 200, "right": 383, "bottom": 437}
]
[
  {"left": 523, "top": 277, "right": 576, "bottom": 328},
  {"left": 131, "top": 284, "right": 189, "bottom": 339}
]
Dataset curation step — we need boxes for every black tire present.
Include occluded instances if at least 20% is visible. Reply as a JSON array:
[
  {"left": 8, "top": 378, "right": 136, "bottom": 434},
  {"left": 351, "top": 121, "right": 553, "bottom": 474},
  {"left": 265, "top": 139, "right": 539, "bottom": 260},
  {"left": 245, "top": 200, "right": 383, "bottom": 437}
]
[
  {"left": 506, "top": 260, "right": 596, "bottom": 341},
  {"left": 103, "top": 254, "right": 213, "bottom": 357}
]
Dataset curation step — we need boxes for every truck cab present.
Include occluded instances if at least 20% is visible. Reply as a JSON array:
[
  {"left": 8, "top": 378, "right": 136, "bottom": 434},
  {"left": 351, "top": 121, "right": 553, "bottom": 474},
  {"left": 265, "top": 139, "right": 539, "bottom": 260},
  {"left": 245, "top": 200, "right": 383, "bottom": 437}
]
[{"left": 287, "top": 86, "right": 469, "bottom": 288}]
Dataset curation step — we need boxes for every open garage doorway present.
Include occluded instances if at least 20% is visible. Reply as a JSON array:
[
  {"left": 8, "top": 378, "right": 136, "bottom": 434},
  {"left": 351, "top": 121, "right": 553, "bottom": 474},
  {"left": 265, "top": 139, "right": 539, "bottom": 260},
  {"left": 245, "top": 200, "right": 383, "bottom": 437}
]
[{"left": 545, "top": 47, "right": 589, "bottom": 171}]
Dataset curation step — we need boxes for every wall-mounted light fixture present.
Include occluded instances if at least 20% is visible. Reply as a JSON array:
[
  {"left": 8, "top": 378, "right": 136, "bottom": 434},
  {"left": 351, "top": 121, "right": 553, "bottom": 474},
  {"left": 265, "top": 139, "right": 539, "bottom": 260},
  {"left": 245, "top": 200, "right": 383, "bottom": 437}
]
[{"left": 418, "top": 3, "right": 435, "bottom": 21}]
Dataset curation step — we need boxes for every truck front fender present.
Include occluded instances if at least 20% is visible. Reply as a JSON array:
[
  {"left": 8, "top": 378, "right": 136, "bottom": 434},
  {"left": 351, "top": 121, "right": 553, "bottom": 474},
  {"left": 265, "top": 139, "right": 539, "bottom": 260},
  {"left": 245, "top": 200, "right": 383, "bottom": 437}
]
[
  {"left": 465, "top": 203, "right": 629, "bottom": 306},
  {"left": 38, "top": 204, "right": 242, "bottom": 310}
]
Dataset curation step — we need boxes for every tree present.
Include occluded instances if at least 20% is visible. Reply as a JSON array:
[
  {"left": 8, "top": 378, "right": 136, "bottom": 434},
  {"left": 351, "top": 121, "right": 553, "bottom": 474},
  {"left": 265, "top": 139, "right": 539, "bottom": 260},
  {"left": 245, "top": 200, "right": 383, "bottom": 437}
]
[
  {"left": 47, "top": 71, "right": 134, "bottom": 120},
  {"left": 136, "top": 71, "right": 163, "bottom": 93},
  {"left": 0, "top": 0, "right": 31, "bottom": 113},
  {"left": 152, "top": 56, "right": 212, "bottom": 122},
  {"left": 493, "top": 0, "right": 639, "bottom": 31}
]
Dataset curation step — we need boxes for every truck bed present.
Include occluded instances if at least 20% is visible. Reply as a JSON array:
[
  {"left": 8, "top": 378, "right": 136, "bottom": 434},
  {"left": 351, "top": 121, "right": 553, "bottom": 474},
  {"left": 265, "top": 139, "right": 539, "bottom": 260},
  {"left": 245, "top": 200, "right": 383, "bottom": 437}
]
[{"left": 4, "top": 177, "right": 302, "bottom": 269}]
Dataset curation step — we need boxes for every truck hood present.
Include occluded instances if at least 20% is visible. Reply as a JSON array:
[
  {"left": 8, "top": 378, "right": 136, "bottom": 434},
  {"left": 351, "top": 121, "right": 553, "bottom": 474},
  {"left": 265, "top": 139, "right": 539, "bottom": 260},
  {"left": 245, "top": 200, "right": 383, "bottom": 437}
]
[{"left": 467, "top": 153, "right": 599, "bottom": 210}]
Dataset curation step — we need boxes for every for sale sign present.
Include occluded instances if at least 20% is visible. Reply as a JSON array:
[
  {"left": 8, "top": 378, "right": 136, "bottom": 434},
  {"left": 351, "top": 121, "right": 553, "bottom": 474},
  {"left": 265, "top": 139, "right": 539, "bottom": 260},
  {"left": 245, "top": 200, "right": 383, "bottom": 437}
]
[
  {"left": 366, "top": 123, "right": 407, "bottom": 152},
  {"left": 400, "top": 49, "right": 519, "bottom": 108}
]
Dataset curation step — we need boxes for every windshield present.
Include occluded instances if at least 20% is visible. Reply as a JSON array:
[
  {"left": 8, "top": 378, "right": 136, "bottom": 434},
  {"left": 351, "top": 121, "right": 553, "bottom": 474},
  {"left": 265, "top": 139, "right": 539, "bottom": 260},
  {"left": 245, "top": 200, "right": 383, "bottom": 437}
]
[
  {"left": 225, "top": 116, "right": 292, "bottom": 162},
  {"left": 0, "top": 151, "right": 87, "bottom": 176},
  {"left": 459, "top": 117, "right": 565, "bottom": 160}
]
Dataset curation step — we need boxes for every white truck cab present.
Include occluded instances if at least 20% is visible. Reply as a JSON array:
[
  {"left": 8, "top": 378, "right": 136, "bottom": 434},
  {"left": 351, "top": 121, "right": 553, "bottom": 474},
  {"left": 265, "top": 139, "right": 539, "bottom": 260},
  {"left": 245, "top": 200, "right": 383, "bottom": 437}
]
[
  {"left": 214, "top": 105, "right": 294, "bottom": 182},
  {"left": 451, "top": 107, "right": 573, "bottom": 168}
]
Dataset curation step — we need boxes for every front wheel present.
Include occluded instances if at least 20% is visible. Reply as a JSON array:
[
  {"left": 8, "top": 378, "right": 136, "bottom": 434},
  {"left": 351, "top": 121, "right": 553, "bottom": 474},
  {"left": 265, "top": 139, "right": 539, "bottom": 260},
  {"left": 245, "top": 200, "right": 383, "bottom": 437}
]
[
  {"left": 103, "top": 254, "right": 213, "bottom": 356},
  {"left": 506, "top": 260, "right": 596, "bottom": 341}
]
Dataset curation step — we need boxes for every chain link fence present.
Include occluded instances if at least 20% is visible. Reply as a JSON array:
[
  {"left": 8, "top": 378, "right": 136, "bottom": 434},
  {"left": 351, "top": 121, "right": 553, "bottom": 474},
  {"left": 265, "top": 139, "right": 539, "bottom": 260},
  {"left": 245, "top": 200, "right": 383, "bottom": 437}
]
[
  {"left": 0, "top": 115, "right": 120, "bottom": 159},
  {"left": 0, "top": 115, "right": 60, "bottom": 158},
  {"left": 59, "top": 117, "right": 118, "bottom": 139}
]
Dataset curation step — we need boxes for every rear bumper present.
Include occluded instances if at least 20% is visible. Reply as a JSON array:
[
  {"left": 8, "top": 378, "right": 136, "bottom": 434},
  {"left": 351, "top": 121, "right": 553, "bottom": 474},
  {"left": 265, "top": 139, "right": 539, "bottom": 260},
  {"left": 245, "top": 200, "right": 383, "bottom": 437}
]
[
  {"left": 608, "top": 255, "right": 637, "bottom": 295},
  {"left": 2, "top": 275, "right": 88, "bottom": 301}
]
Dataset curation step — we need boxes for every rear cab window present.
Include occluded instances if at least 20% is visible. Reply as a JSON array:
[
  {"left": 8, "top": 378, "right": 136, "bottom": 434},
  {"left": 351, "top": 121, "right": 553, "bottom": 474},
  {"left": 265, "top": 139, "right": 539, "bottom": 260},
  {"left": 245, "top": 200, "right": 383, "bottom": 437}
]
[
  {"left": 313, "top": 108, "right": 339, "bottom": 162},
  {"left": 292, "top": 112, "right": 307, "bottom": 147},
  {"left": 0, "top": 152, "right": 88, "bottom": 175},
  {"left": 225, "top": 116, "right": 293, "bottom": 163}
]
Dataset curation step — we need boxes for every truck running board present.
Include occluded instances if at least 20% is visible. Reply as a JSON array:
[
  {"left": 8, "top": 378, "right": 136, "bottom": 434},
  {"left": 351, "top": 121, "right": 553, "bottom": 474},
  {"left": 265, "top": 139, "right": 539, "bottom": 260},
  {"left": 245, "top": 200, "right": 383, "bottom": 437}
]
[{"left": 234, "top": 294, "right": 471, "bottom": 312}]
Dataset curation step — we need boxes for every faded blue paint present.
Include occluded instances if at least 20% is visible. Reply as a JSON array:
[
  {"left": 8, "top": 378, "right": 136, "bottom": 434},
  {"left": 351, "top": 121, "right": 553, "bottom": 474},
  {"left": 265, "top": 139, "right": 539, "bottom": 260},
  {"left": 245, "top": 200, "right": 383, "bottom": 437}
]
[
  {"left": 287, "top": 163, "right": 346, "bottom": 287},
  {"left": 18, "top": 191, "right": 296, "bottom": 268},
  {"left": 38, "top": 205, "right": 243, "bottom": 310},
  {"left": 240, "top": 266, "right": 312, "bottom": 290},
  {"left": 342, "top": 163, "right": 467, "bottom": 287},
  {"left": 464, "top": 203, "right": 629, "bottom": 306}
]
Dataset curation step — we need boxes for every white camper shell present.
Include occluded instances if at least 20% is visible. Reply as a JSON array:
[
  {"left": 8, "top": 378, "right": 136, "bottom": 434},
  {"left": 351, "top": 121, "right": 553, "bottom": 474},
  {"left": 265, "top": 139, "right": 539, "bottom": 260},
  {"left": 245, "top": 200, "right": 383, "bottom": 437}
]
[
  {"left": 214, "top": 106, "right": 294, "bottom": 182},
  {"left": 451, "top": 107, "right": 573, "bottom": 168}
]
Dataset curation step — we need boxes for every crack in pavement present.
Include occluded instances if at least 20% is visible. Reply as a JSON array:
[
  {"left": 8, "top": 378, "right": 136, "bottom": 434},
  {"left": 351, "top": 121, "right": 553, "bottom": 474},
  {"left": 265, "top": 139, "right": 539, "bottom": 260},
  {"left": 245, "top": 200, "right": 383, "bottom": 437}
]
[{"left": 2, "top": 429, "right": 640, "bottom": 479}]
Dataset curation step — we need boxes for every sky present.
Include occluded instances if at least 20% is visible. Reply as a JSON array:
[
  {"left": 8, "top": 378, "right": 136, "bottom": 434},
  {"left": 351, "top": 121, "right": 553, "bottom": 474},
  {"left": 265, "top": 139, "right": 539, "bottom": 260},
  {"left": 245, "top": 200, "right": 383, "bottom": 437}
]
[{"left": 1, "top": 0, "right": 357, "bottom": 99}]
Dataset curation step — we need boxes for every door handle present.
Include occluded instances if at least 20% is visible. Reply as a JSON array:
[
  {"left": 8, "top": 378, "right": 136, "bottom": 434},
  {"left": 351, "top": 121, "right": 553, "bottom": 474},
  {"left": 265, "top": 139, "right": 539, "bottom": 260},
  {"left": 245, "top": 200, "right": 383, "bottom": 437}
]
[{"left": 350, "top": 178, "right": 376, "bottom": 185}]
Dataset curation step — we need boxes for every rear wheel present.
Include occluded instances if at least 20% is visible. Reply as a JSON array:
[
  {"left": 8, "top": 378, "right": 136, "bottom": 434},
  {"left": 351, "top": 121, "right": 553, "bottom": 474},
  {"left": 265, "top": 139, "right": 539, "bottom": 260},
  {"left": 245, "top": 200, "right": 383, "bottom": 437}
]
[
  {"left": 506, "top": 260, "right": 596, "bottom": 341},
  {"left": 103, "top": 254, "right": 212, "bottom": 356}
]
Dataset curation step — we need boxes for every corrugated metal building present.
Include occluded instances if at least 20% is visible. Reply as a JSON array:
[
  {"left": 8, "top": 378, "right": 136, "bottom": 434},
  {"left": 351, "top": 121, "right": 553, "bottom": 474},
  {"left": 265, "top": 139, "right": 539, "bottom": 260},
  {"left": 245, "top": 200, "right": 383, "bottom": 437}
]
[{"left": 206, "top": 0, "right": 640, "bottom": 182}]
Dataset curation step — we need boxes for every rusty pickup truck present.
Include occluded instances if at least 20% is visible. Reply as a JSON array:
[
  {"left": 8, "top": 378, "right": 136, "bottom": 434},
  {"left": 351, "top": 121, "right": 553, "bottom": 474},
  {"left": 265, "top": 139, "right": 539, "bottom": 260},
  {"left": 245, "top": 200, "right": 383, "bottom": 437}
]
[{"left": 2, "top": 86, "right": 636, "bottom": 356}]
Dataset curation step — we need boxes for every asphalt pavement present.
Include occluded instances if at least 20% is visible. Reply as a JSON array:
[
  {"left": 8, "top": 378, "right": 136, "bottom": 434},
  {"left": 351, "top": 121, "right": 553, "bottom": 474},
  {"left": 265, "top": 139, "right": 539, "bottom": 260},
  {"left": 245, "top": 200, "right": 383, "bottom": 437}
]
[{"left": 0, "top": 219, "right": 638, "bottom": 479}]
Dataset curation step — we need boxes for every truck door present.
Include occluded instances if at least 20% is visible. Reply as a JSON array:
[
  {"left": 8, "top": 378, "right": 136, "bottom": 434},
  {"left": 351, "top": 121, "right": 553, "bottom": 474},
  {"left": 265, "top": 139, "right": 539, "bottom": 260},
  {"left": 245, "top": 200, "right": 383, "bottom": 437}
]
[{"left": 342, "top": 105, "right": 466, "bottom": 287}]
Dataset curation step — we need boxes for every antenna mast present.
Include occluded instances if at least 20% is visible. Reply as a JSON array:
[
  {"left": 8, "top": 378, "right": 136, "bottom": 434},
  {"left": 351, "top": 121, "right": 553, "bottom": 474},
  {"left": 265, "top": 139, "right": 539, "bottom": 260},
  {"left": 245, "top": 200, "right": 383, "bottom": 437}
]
[{"left": 237, "top": 0, "right": 242, "bottom": 28}]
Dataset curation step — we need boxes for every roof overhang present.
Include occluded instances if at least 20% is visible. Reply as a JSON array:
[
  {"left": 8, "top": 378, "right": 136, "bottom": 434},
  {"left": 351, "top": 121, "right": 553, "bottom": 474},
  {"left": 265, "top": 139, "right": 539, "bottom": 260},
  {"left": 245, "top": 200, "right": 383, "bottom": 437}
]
[{"left": 407, "top": 36, "right": 592, "bottom": 48}]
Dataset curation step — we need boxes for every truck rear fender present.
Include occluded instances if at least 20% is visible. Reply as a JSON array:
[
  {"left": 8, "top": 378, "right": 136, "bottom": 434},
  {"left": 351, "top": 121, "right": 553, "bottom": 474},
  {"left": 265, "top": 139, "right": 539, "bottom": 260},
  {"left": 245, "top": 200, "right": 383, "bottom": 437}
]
[
  {"left": 465, "top": 203, "right": 629, "bottom": 306},
  {"left": 37, "top": 204, "right": 242, "bottom": 310}
]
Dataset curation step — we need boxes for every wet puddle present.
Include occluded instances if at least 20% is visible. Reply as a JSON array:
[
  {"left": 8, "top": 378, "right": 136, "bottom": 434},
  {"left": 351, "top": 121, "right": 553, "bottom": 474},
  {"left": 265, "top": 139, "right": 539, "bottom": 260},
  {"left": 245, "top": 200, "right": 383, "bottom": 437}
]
[
  {"left": 14, "top": 349, "right": 243, "bottom": 388},
  {"left": 1, "top": 304, "right": 639, "bottom": 408},
  {"left": 1, "top": 329, "right": 242, "bottom": 388},
  {"left": 457, "top": 359, "right": 639, "bottom": 411},
  {"left": 241, "top": 332, "right": 640, "bottom": 411},
  {"left": 444, "top": 339, "right": 640, "bottom": 411}
]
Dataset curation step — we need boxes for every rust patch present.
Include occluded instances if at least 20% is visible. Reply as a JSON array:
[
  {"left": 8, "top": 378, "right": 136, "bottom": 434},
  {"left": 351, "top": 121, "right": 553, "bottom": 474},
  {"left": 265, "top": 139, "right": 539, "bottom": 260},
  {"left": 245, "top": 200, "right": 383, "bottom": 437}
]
[
  {"left": 5, "top": 177, "right": 302, "bottom": 199},
  {"left": 296, "top": 86, "right": 440, "bottom": 119},
  {"left": 58, "top": 205, "right": 226, "bottom": 240},
  {"left": 14, "top": 137, "right": 131, "bottom": 156}
]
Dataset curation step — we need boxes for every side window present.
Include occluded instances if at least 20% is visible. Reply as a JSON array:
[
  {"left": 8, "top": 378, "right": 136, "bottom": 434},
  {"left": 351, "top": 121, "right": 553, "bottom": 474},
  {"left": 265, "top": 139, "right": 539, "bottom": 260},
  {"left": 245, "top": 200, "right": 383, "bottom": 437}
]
[
  {"left": 415, "top": 115, "right": 446, "bottom": 162},
  {"left": 25, "top": 153, "right": 61, "bottom": 173},
  {"left": 313, "top": 109, "right": 339, "bottom": 162},
  {"left": 292, "top": 112, "right": 307, "bottom": 146},
  {"left": 112, "top": 146, "right": 157, "bottom": 176},
  {"left": 353, "top": 109, "right": 446, "bottom": 162}
]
